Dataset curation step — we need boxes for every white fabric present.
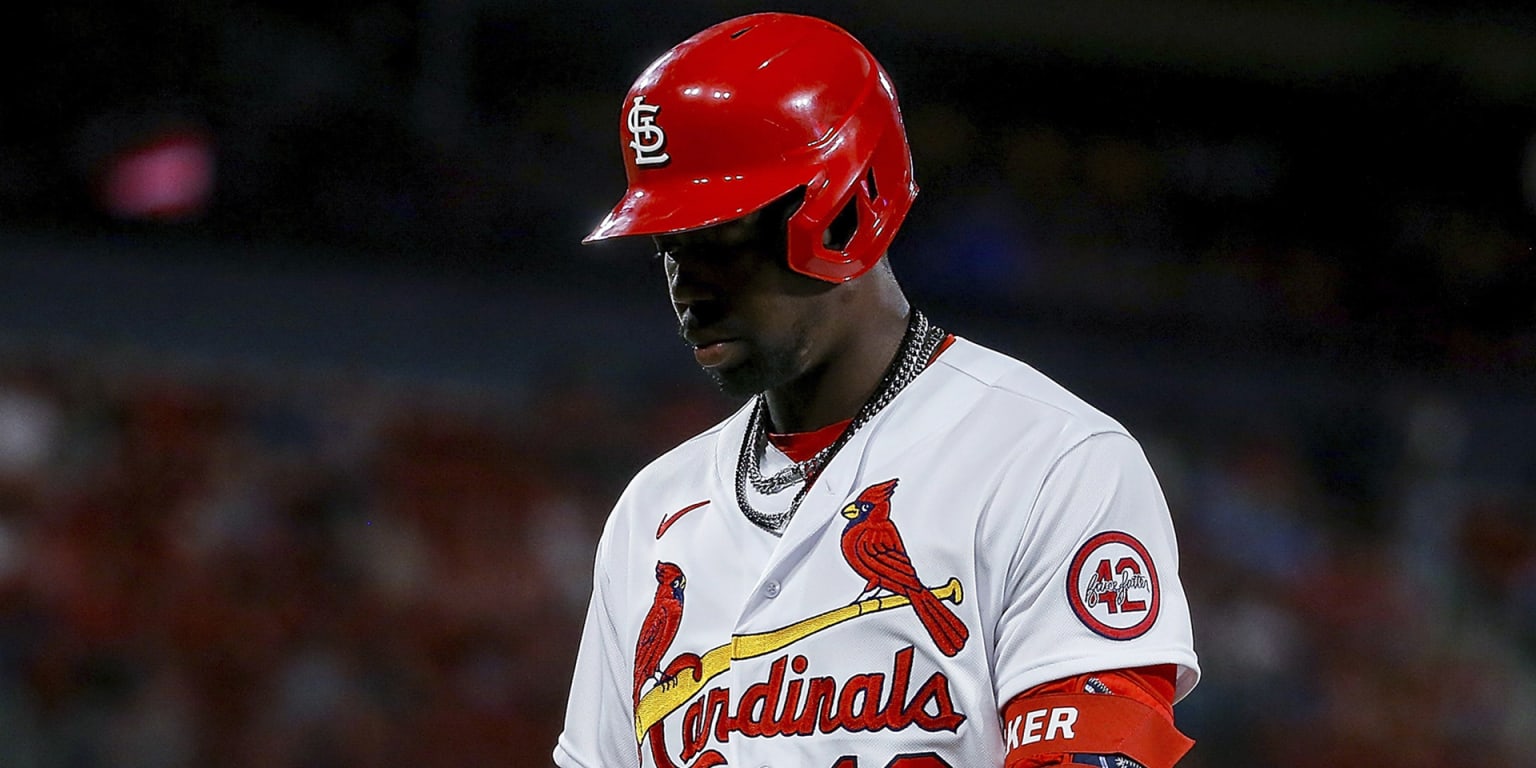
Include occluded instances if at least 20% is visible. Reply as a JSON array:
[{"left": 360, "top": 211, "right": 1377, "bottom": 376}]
[{"left": 554, "top": 337, "right": 1199, "bottom": 768}]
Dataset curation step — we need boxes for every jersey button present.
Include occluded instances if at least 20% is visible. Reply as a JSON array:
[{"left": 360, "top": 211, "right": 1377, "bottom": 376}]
[{"left": 763, "top": 580, "right": 781, "bottom": 598}]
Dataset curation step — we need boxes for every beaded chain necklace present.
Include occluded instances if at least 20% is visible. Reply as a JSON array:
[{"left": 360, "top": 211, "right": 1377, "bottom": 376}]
[{"left": 734, "top": 310, "right": 946, "bottom": 535}]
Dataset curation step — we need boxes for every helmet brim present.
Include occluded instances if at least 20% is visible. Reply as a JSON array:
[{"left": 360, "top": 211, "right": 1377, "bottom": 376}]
[{"left": 582, "top": 165, "right": 806, "bottom": 244}]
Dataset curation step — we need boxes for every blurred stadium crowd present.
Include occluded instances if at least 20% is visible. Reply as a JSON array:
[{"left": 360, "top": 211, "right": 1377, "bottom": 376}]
[
  {"left": 3, "top": 299, "right": 1535, "bottom": 767},
  {"left": 3, "top": 1, "right": 1536, "bottom": 766}
]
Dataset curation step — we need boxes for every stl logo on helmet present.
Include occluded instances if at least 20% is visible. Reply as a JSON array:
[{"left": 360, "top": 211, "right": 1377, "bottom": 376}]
[
  {"left": 627, "top": 95, "right": 670, "bottom": 166},
  {"left": 1066, "top": 531, "right": 1161, "bottom": 640}
]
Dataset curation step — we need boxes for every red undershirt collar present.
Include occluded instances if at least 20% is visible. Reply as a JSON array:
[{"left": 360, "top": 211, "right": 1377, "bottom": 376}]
[{"left": 766, "top": 418, "right": 851, "bottom": 463}]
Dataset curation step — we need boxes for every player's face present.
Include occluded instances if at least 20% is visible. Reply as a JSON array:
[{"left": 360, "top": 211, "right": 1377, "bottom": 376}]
[{"left": 656, "top": 203, "right": 835, "bottom": 398}]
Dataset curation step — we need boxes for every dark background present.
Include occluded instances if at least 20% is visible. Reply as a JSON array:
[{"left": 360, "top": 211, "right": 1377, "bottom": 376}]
[{"left": 1, "top": 1, "right": 1535, "bottom": 765}]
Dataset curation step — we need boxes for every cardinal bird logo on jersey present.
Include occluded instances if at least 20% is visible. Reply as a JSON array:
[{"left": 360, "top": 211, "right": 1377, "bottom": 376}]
[
  {"left": 635, "top": 561, "right": 687, "bottom": 707},
  {"left": 840, "top": 479, "right": 970, "bottom": 656}
]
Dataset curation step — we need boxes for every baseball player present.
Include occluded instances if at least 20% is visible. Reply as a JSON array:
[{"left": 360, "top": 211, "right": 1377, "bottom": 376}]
[{"left": 555, "top": 13, "right": 1199, "bottom": 768}]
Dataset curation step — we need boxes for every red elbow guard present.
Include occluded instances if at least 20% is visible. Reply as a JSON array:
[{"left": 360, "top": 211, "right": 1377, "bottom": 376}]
[{"left": 1001, "top": 665, "right": 1193, "bottom": 768}]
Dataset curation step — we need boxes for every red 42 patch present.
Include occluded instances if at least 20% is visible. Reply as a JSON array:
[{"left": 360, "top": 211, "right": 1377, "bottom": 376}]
[{"left": 1066, "top": 531, "right": 1161, "bottom": 640}]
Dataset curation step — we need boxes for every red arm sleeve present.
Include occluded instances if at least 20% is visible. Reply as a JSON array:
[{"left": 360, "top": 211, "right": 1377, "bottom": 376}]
[{"left": 1000, "top": 664, "right": 1192, "bottom": 768}]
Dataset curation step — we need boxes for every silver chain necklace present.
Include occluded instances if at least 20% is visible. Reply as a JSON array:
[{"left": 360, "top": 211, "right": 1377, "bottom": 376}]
[{"left": 734, "top": 310, "right": 947, "bottom": 535}]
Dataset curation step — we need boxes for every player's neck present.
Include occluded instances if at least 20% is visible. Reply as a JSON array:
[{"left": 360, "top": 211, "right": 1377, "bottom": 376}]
[{"left": 761, "top": 301, "right": 910, "bottom": 434}]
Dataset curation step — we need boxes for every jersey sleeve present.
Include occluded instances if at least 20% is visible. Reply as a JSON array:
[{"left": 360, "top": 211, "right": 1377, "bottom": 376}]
[
  {"left": 988, "top": 431, "right": 1199, "bottom": 707},
  {"left": 553, "top": 533, "right": 641, "bottom": 768}
]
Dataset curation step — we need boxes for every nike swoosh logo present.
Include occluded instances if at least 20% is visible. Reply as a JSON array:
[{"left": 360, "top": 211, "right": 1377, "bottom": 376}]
[{"left": 657, "top": 500, "right": 710, "bottom": 539}]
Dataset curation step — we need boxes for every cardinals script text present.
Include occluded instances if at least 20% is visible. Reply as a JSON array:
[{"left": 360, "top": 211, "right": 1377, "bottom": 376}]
[{"left": 674, "top": 646, "right": 966, "bottom": 763}]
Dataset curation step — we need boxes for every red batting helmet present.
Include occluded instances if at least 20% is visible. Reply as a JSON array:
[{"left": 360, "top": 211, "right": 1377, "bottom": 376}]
[{"left": 582, "top": 13, "right": 918, "bottom": 283}]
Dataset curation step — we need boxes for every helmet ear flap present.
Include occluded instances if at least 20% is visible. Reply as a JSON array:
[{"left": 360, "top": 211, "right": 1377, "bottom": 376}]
[
  {"left": 784, "top": 111, "right": 888, "bottom": 281},
  {"left": 784, "top": 116, "right": 915, "bottom": 283},
  {"left": 785, "top": 164, "right": 868, "bottom": 282}
]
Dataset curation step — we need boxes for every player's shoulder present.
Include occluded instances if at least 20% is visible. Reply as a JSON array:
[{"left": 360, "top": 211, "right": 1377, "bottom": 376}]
[
  {"left": 592, "top": 404, "right": 742, "bottom": 557},
  {"left": 614, "top": 401, "right": 743, "bottom": 504},
  {"left": 933, "top": 336, "right": 1129, "bottom": 440}
]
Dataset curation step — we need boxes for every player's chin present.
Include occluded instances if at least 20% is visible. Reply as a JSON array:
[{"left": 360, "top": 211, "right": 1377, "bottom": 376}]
[
  {"left": 700, "top": 341, "right": 800, "bottom": 398},
  {"left": 703, "top": 362, "right": 766, "bottom": 398},
  {"left": 702, "top": 355, "right": 786, "bottom": 399}
]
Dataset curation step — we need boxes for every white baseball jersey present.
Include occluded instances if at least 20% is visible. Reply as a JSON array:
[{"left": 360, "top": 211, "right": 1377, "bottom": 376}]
[{"left": 554, "top": 336, "right": 1199, "bottom": 768}]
